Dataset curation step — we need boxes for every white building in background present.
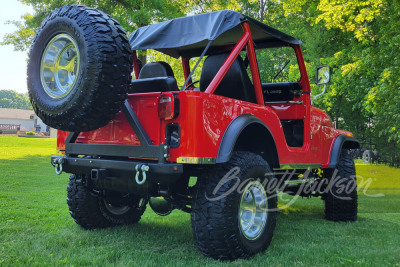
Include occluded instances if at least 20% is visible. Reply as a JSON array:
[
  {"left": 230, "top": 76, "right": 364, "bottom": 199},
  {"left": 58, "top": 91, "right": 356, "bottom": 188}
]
[{"left": 0, "top": 108, "right": 49, "bottom": 133}]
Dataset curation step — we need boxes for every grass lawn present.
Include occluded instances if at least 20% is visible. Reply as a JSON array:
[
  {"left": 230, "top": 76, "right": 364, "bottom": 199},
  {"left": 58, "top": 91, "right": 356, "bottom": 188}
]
[{"left": 1, "top": 136, "right": 399, "bottom": 266}]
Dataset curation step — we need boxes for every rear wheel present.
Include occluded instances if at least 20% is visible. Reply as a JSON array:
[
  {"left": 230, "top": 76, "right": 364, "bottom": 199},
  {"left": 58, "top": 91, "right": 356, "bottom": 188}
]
[
  {"left": 67, "top": 174, "right": 146, "bottom": 229},
  {"left": 28, "top": 5, "right": 132, "bottom": 132},
  {"left": 191, "top": 151, "right": 277, "bottom": 260},
  {"left": 323, "top": 150, "right": 358, "bottom": 221}
]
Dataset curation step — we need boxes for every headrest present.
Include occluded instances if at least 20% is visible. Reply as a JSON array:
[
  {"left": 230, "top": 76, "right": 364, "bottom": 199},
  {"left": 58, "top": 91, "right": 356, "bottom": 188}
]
[
  {"left": 138, "top": 61, "right": 175, "bottom": 79},
  {"left": 200, "top": 53, "right": 256, "bottom": 103}
]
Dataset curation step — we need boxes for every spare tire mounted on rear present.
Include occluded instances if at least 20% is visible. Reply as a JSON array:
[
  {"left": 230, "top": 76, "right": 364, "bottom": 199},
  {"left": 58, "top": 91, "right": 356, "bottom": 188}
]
[{"left": 28, "top": 5, "right": 132, "bottom": 132}]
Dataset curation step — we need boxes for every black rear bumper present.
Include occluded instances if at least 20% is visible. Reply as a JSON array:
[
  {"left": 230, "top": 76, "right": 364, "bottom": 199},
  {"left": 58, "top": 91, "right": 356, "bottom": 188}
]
[
  {"left": 51, "top": 156, "right": 183, "bottom": 193},
  {"left": 53, "top": 101, "right": 184, "bottom": 194}
]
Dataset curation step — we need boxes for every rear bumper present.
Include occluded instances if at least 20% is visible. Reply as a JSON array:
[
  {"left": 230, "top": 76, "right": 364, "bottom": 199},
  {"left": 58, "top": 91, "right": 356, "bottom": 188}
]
[{"left": 51, "top": 156, "right": 183, "bottom": 193}]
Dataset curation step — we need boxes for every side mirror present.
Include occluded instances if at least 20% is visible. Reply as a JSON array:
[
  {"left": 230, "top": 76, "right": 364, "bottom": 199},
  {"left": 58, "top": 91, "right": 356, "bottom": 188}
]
[
  {"left": 316, "top": 65, "right": 331, "bottom": 85},
  {"left": 313, "top": 65, "right": 331, "bottom": 101}
]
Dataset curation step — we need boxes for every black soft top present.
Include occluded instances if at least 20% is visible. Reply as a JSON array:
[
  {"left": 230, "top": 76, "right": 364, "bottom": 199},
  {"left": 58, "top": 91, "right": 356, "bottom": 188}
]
[{"left": 129, "top": 10, "right": 301, "bottom": 58}]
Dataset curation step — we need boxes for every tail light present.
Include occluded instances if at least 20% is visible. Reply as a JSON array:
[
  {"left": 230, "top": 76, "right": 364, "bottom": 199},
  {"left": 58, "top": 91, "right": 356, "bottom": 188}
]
[{"left": 158, "top": 93, "right": 179, "bottom": 120}]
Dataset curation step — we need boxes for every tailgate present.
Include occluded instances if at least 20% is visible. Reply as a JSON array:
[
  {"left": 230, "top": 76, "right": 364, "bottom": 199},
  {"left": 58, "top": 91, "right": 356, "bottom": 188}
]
[{"left": 57, "top": 93, "right": 162, "bottom": 150}]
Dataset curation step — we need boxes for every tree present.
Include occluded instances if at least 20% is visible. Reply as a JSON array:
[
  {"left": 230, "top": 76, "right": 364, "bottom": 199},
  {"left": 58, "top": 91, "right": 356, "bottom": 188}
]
[
  {"left": 315, "top": 0, "right": 400, "bottom": 165},
  {"left": 0, "top": 90, "right": 32, "bottom": 109},
  {"left": 1, "top": 0, "right": 185, "bottom": 63}
]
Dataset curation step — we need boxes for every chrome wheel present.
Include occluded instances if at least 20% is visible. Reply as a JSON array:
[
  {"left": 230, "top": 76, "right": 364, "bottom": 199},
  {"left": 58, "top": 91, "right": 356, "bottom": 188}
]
[
  {"left": 239, "top": 181, "right": 268, "bottom": 240},
  {"left": 40, "top": 34, "right": 80, "bottom": 99}
]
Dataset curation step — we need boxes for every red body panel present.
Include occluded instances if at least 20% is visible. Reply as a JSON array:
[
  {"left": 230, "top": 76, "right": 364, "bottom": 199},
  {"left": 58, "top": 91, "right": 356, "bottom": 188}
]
[
  {"left": 57, "top": 90, "right": 351, "bottom": 168},
  {"left": 57, "top": 21, "right": 354, "bottom": 169}
]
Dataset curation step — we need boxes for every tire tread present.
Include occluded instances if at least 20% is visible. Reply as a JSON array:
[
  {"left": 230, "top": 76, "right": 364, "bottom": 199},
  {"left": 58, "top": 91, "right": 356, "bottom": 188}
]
[
  {"left": 67, "top": 174, "right": 146, "bottom": 229},
  {"left": 28, "top": 5, "right": 132, "bottom": 132},
  {"left": 324, "top": 150, "right": 358, "bottom": 221},
  {"left": 191, "top": 151, "right": 277, "bottom": 260}
]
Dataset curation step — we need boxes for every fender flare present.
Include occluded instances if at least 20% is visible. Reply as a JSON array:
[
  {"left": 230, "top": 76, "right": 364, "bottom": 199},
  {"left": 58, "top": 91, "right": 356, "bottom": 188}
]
[
  {"left": 216, "top": 114, "right": 278, "bottom": 166},
  {"left": 328, "top": 135, "right": 360, "bottom": 168}
]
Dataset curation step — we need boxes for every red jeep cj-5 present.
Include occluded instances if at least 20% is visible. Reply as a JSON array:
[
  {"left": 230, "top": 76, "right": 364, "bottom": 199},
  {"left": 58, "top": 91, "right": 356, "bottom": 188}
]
[{"left": 28, "top": 5, "right": 359, "bottom": 260}]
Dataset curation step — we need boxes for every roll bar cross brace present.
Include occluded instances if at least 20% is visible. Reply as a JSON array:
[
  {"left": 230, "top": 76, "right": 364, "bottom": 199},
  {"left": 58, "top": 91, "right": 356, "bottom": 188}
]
[{"left": 131, "top": 21, "right": 265, "bottom": 105}]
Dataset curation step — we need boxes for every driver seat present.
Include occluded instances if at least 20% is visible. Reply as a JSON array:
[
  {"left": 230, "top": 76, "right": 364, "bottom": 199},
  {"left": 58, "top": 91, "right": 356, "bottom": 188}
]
[{"left": 200, "top": 53, "right": 256, "bottom": 103}]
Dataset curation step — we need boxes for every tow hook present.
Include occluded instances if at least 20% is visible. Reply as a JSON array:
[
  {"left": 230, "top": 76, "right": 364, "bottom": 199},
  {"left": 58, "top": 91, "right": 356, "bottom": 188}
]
[
  {"left": 135, "top": 164, "right": 149, "bottom": 185},
  {"left": 52, "top": 157, "right": 64, "bottom": 175}
]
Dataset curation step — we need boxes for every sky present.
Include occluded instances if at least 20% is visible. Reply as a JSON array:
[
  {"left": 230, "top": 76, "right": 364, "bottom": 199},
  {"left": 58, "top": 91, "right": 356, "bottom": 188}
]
[{"left": 0, "top": 0, "right": 33, "bottom": 94}]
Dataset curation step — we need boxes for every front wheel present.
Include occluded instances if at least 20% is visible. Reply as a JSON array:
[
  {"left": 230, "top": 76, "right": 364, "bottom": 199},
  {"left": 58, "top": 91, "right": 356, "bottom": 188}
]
[
  {"left": 323, "top": 150, "right": 358, "bottom": 221},
  {"left": 67, "top": 174, "right": 147, "bottom": 229},
  {"left": 191, "top": 151, "right": 277, "bottom": 260}
]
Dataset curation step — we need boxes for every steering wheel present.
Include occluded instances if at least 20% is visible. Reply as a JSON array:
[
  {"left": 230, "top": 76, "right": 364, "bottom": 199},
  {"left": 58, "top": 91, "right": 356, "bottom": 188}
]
[{"left": 183, "top": 80, "right": 199, "bottom": 90}]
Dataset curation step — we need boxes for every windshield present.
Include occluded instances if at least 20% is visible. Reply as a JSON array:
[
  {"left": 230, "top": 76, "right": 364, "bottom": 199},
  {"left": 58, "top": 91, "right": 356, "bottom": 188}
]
[{"left": 256, "top": 46, "right": 300, "bottom": 83}]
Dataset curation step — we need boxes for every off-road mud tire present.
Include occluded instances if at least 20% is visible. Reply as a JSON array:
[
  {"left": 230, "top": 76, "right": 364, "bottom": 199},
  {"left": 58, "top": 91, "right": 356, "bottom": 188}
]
[
  {"left": 27, "top": 5, "right": 132, "bottom": 132},
  {"left": 67, "top": 174, "right": 146, "bottom": 229},
  {"left": 191, "top": 151, "right": 277, "bottom": 260},
  {"left": 324, "top": 150, "right": 358, "bottom": 221}
]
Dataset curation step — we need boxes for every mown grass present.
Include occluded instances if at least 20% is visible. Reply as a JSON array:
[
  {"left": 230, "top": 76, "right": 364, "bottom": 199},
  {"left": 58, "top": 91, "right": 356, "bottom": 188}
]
[{"left": 0, "top": 136, "right": 399, "bottom": 266}]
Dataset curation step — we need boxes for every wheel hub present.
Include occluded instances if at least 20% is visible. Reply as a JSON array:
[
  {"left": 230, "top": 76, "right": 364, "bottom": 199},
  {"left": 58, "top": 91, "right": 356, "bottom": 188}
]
[
  {"left": 103, "top": 195, "right": 146, "bottom": 216},
  {"left": 239, "top": 181, "right": 268, "bottom": 240},
  {"left": 40, "top": 34, "right": 80, "bottom": 99},
  {"left": 103, "top": 199, "right": 132, "bottom": 215}
]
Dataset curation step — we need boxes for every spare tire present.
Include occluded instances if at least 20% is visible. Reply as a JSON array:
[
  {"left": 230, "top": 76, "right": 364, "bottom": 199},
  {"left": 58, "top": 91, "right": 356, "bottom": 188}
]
[{"left": 27, "top": 5, "right": 132, "bottom": 132}]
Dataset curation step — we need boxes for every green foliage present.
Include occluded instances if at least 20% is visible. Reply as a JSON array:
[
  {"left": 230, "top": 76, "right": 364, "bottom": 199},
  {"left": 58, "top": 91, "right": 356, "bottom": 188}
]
[
  {"left": 1, "top": 0, "right": 185, "bottom": 52},
  {"left": 251, "top": 0, "right": 399, "bottom": 165},
  {"left": 256, "top": 47, "right": 300, "bottom": 83},
  {"left": 26, "top": 131, "right": 36, "bottom": 135},
  {"left": 313, "top": 0, "right": 400, "bottom": 164},
  {"left": 0, "top": 90, "right": 32, "bottom": 110},
  {"left": 1, "top": 14, "right": 36, "bottom": 51},
  {"left": 316, "top": 0, "right": 383, "bottom": 42}
]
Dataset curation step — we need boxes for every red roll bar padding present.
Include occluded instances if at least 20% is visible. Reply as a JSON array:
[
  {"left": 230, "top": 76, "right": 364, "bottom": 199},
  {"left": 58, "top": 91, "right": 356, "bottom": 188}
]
[
  {"left": 182, "top": 57, "right": 193, "bottom": 89},
  {"left": 132, "top": 50, "right": 140, "bottom": 79},
  {"left": 242, "top": 22, "right": 264, "bottom": 105}
]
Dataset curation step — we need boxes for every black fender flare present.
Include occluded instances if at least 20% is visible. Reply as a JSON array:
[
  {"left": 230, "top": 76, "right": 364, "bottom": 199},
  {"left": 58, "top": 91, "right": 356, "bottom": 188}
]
[
  {"left": 328, "top": 135, "right": 360, "bottom": 168},
  {"left": 216, "top": 114, "right": 279, "bottom": 166}
]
